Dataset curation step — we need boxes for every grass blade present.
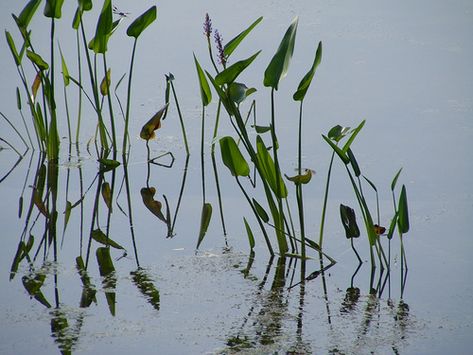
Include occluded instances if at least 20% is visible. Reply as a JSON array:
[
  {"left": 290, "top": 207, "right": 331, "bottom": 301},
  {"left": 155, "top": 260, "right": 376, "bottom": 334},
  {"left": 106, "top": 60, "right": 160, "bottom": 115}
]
[{"left": 293, "top": 41, "right": 322, "bottom": 101}]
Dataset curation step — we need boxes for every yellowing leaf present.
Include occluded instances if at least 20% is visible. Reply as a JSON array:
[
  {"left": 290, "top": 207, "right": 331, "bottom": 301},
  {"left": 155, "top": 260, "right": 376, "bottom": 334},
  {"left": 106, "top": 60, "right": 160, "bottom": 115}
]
[
  {"left": 140, "top": 103, "right": 169, "bottom": 140},
  {"left": 284, "top": 169, "right": 313, "bottom": 185},
  {"left": 100, "top": 68, "right": 111, "bottom": 96}
]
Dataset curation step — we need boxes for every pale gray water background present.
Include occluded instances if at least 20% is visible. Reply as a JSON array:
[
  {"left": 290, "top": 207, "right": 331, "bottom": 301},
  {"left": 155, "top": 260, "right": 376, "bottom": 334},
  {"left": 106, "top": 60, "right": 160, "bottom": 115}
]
[{"left": 0, "top": 0, "right": 472, "bottom": 354}]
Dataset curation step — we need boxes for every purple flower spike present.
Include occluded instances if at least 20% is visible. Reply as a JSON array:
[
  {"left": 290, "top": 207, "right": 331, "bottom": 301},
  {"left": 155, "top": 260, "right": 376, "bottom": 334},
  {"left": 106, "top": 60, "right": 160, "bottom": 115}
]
[
  {"left": 204, "top": 13, "right": 212, "bottom": 38},
  {"left": 214, "top": 30, "right": 226, "bottom": 66}
]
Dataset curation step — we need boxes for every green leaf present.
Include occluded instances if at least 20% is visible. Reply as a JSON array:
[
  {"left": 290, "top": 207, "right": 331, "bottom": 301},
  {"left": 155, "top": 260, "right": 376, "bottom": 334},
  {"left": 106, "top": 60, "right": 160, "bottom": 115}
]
[
  {"left": 342, "top": 120, "right": 365, "bottom": 153},
  {"left": 27, "top": 50, "right": 49, "bottom": 71},
  {"left": 5, "top": 31, "right": 21, "bottom": 66},
  {"left": 100, "top": 68, "right": 111, "bottom": 96},
  {"left": 10, "top": 241, "right": 26, "bottom": 280},
  {"left": 252, "top": 125, "right": 271, "bottom": 134},
  {"left": 219, "top": 136, "right": 250, "bottom": 177},
  {"left": 387, "top": 211, "right": 398, "bottom": 240},
  {"left": 131, "top": 269, "right": 160, "bottom": 311},
  {"left": 347, "top": 148, "right": 361, "bottom": 177},
  {"left": 196, "top": 203, "right": 212, "bottom": 250},
  {"left": 91, "top": 0, "right": 113, "bottom": 54},
  {"left": 16, "top": 88, "right": 22, "bottom": 110},
  {"left": 398, "top": 185, "right": 409, "bottom": 233},
  {"left": 391, "top": 168, "right": 403, "bottom": 192},
  {"left": 91, "top": 229, "right": 125, "bottom": 249},
  {"left": 63, "top": 200, "right": 72, "bottom": 233},
  {"left": 22, "top": 273, "right": 51, "bottom": 308},
  {"left": 322, "top": 134, "right": 349, "bottom": 164},
  {"left": 340, "top": 204, "right": 360, "bottom": 239},
  {"left": 224, "top": 16, "right": 263, "bottom": 57},
  {"left": 293, "top": 41, "right": 322, "bottom": 101},
  {"left": 79, "top": 0, "right": 92, "bottom": 11},
  {"left": 328, "top": 125, "right": 350, "bottom": 142},
  {"left": 127, "top": 6, "right": 157, "bottom": 38},
  {"left": 284, "top": 169, "right": 313, "bottom": 185},
  {"left": 59, "top": 46, "right": 70, "bottom": 86},
  {"left": 96, "top": 246, "right": 115, "bottom": 276},
  {"left": 263, "top": 17, "right": 298, "bottom": 90},
  {"left": 98, "top": 158, "right": 120, "bottom": 172},
  {"left": 243, "top": 218, "right": 255, "bottom": 250},
  {"left": 205, "top": 71, "right": 233, "bottom": 115},
  {"left": 228, "top": 82, "right": 255, "bottom": 104},
  {"left": 194, "top": 55, "right": 212, "bottom": 106},
  {"left": 256, "top": 136, "right": 287, "bottom": 198},
  {"left": 44, "top": 0, "right": 65, "bottom": 19},
  {"left": 252, "top": 199, "right": 269, "bottom": 223},
  {"left": 363, "top": 175, "right": 377, "bottom": 192},
  {"left": 139, "top": 103, "right": 169, "bottom": 140},
  {"left": 215, "top": 51, "right": 261, "bottom": 85},
  {"left": 13, "top": 0, "right": 42, "bottom": 31}
]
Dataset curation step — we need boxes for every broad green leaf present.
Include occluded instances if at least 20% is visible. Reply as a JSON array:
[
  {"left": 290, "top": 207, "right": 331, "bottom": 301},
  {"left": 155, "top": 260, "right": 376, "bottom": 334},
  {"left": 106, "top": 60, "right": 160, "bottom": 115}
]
[
  {"left": 91, "top": 0, "right": 112, "bottom": 54},
  {"left": 127, "top": 6, "right": 157, "bottom": 38},
  {"left": 263, "top": 17, "right": 298, "bottom": 90},
  {"left": 196, "top": 203, "right": 212, "bottom": 250},
  {"left": 342, "top": 120, "right": 365, "bottom": 153},
  {"left": 243, "top": 218, "right": 255, "bottom": 250},
  {"left": 347, "top": 148, "right": 361, "bottom": 177},
  {"left": 224, "top": 16, "right": 263, "bottom": 57},
  {"left": 328, "top": 125, "right": 350, "bottom": 142},
  {"left": 59, "top": 47, "right": 69, "bottom": 86},
  {"left": 215, "top": 51, "right": 261, "bottom": 85},
  {"left": 140, "top": 187, "right": 166, "bottom": 222},
  {"left": 98, "top": 158, "right": 120, "bottom": 172},
  {"left": 27, "top": 50, "right": 49, "bottom": 71},
  {"left": 131, "top": 269, "right": 160, "bottom": 311},
  {"left": 13, "top": 0, "right": 42, "bottom": 31},
  {"left": 79, "top": 0, "right": 92, "bottom": 11},
  {"left": 252, "top": 199, "right": 269, "bottom": 223},
  {"left": 219, "top": 136, "right": 250, "bottom": 177},
  {"left": 228, "top": 82, "right": 256, "bottom": 104},
  {"left": 101, "top": 182, "right": 112, "bottom": 210},
  {"left": 44, "top": 0, "right": 65, "bottom": 19},
  {"left": 284, "top": 169, "right": 313, "bottom": 185},
  {"left": 340, "top": 204, "right": 360, "bottom": 239},
  {"left": 293, "top": 41, "right": 322, "bottom": 101},
  {"left": 96, "top": 247, "right": 115, "bottom": 276},
  {"left": 322, "top": 134, "right": 349, "bottom": 164},
  {"left": 256, "top": 136, "right": 287, "bottom": 198},
  {"left": 91, "top": 229, "right": 125, "bottom": 249},
  {"left": 391, "top": 168, "right": 403, "bottom": 192},
  {"left": 5, "top": 31, "right": 21, "bottom": 66},
  {"left": 100, "top": 68, "right": 111, "bottom": 96},
  {"left": 398, "top": 185, "right": 409, "bottom": 233},
  {"left": 194, "top": 55, "right": 211, "bottom": 106},
  {"left": 139, "top": 103, "right": 169, "bottom": 140}
]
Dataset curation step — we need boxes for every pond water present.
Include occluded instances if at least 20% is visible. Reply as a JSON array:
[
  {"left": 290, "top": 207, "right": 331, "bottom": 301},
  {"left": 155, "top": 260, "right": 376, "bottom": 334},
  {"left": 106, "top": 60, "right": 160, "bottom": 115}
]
[{"left": 1, "top": 0, "right": 472, "bottom": 354}]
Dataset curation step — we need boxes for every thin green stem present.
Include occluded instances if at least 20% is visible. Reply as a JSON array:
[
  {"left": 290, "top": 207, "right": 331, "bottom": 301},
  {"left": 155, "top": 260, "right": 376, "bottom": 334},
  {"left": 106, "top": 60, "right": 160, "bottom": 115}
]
[
  {"left": 102, "top": 55, "right": 117, "bottom": 154},
  {"left": 75, "top": 29, "right": 83, "bottom": 144},
  {"left": 169, "top": 80, "right": 189, "bottom": 155},
  {"left": 123, "top": 39, "right": 138, "bottom": 153},
  {"left": 319, "top": 151, "right": 335, "bottom": 248},
  {"left": 201, "top": 106, "right": 206, "bottom": 202},
  {"left": 211, "top": 152, "right": 227, "bottom": 238},
  {"left": 211, "top": 100, "right": 222, "bottom": 155},
  {"left": 297, "top": 101, "right": 306, "bottom": 258}
]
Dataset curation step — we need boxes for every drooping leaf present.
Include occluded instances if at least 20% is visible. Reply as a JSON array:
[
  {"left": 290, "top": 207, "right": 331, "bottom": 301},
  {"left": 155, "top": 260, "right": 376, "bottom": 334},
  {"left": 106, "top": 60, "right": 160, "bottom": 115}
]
[
  {"left": 342, "top": 120, "right": 365, "bottom": 153},
  {"left": 224, "top": 16, "right": 263, "bottom": 57},
  {"left": 322, "top": 134, "right": 349, "bottom": 164},
  {"left": 44, "top": 0, "right": 65, "bottom": 19},
  {"left": 140, "top": 187, "right": 166, "bottom": 223},
  {"left": 127, "top": 6, "right": 157, "bottom": 39},
  {"left": 340, "top": 204, "right": 360, "bottom": 239},
  {"left": 293, "top": 41, "right": 322, "bottom": 101},
  {"left": 398, "top": 185, "right": 409, "bottom": 233},
  {"left": 215, "top": 51, "right": 261, "bottom": 85},
  {"left": 373, "top": 224, "right": 386, "bottom": 235},
  {"left": 387, "top": 212, "right": 398, "bottom": 240},
  {"left": 328, "top": 125, "right": 351, "bottom": 142},
  {"left": 363, "top": 175, "right": 377, "bottom": 192},
  {"left": 27, "top": 50, "right": 49, "bottom": 71},
  {"left": 91, "top": 0, "right": 113, "bottom": 54},
  {"left": 263, "top": 17, "right": 298, "bottom": 90},
  {"left": 139, "top": 103, "right": 169, "bottom": 140},
  {"left": 252, "top": 125, "right": 271, "bottom": 134},
  {"left": 228, "top": 82, "right": 256, "bottom": 104},
  {"left": 91, "top": 229, "right": 124, "bottom": 249},
  {"left": 284, "top": 169, "right": 313, "bottom": 185},
  {"left": 196, "top": 203, "right": 212, "bottom": 250},
  {"left": 256, "top": 136, "right": 287, "bottom": 198},
  {"left": 98, "top": 158, "right": 120, "bottom": 172},
  {"left": 131, "top": 269, "right": 160, "bottom": 311},
  {"left": 219, "top": 136, "right": 250, "bottom": 177},
  {"left": 243, "top": 218, "right": 255, "bottom": 250},
  {"left": 13, "top": 0, "right": 42, "bottom": 31},
  {"left": 194, "top": 54, "right": 212, "bottom": 106},
  {"left": 252, "top": 199, "right": 269, "bottom": 223},
  {"left": 101, "top": 182, "right": 112, "bottom": 210},
  {"left": 100, "top": 68, "right": 111, "bottom": 96},
  {"left": 5, "top": 31, "right": 21, "bottom": 66},
  {"left": 391, "top": 168, "right": 403, "bottom": 192},
  {"left": 347, "top": 148, "right": 361, "bottom": 177},
  {"left": 22, "top": 273, "right": 51, "bottom": 308},
  {"left": 10, "top": 241, "right": 26, "bottom": 280}
]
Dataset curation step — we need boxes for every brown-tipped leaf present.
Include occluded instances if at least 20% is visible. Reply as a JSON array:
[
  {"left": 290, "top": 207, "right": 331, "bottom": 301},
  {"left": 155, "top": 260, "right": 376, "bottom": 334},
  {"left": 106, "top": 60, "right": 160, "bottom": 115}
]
[{"left": 140, "top": 103, "right": 169, "bottom": 140}]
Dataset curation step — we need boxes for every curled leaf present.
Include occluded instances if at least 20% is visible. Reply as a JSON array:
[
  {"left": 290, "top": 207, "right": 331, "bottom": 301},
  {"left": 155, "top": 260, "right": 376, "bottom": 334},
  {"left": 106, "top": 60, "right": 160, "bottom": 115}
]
[
  {"left": 285, "top": 169, "right": 313, "bottom": 185},
  {"left": 100, "top": 68, "right": 111, "bottom": 96},
  {"left": 140, "top": 103, "right": 169, "bottom": 140},
  {"left": 140, "top": 187, "right": 166, "bottom": 222},
  {"left": 101, "top": 182, "right": 112, "bottom": 210}
]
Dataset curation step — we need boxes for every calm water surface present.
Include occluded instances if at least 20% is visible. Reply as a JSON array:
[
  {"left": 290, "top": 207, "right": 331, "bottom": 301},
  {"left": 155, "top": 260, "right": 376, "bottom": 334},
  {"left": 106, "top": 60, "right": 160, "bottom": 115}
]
[{"left": 0, "top": 0, "right": 472, "bottom": 354}]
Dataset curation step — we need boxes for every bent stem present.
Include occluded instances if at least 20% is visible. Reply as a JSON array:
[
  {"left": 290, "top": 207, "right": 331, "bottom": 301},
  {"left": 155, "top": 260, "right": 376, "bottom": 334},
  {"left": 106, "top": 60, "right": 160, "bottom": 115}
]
[{"left": 169, "top": 80, "right": 189, "bottom": 155}]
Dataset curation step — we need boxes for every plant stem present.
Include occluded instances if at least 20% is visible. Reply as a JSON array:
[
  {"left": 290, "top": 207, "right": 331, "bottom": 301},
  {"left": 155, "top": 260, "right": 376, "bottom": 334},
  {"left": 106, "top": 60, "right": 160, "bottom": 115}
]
[
  {"left": 211, "top": 152, "right": 227, "bottom": 238},
  {"left": 297, "top": 101, "right": 306, "bottom": 259},
  {"left": 169, "top": 80, "right": 189, "bottom": 155},
  {"left": 103, "top": 55, "right": 117, "bottom": 154},
  {"left": 123, "top": 38, "right": 138, "bottom": 153},
  {"left": 319, "top": 151, "right": 335, "bottom": 248},
  {"left": 201, "top": 106, "right": 206, "bottom": 202}
]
